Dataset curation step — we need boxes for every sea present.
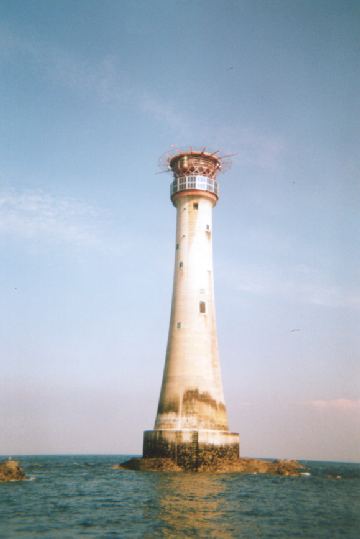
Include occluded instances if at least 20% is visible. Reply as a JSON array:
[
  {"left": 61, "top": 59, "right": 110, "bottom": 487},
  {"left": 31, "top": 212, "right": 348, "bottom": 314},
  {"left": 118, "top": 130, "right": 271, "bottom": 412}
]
[{"left": 0, "top": 455, "right": 359, "bottom": 538}]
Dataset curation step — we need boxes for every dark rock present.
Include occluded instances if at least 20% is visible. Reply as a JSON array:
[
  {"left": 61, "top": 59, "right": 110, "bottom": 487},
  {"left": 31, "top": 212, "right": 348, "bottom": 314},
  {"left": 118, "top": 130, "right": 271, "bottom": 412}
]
[
  {"left": 0, "top": 459, "right": 26, "bottom": 482},
  {"left": 114, "top": 458, "right": 182, "bottom": 472},
  {"left": 115, "top": 456, "right": 306, "bottom": 475}
]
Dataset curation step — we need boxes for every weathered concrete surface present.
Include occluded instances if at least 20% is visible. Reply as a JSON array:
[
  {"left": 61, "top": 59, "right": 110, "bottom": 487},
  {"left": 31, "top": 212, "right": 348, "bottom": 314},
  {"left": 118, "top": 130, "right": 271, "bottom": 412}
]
[
  {"left": 0, "top": 459, "right": 26, "bottom": 482},
  {"left": 155, "top": 194, "right": 229, "bottom": 433},
  {"left": 116, "top": 457, "right": 305, "bottom": 476},
  {"left": 144, "top": 429, "right": 239, "bottom": 469}
]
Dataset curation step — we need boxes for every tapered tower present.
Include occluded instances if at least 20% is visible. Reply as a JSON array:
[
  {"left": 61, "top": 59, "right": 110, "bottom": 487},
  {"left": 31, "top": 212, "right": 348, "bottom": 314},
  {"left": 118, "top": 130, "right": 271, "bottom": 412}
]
[{"left": 143, "top": 149, "right": 239, "bottom": 469}]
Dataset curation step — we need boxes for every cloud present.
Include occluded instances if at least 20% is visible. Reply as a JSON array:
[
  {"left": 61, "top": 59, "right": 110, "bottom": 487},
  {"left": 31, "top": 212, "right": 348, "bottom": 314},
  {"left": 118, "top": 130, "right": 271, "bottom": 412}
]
[
  {"left": 0, "top": 25, "right": 284, "bottom": 165},
  {"left": 139, "top": 94, "right": 192, "bottom": 137},
  {"left": 236, "top": 130, "right": 284, "bottom": 169},
  {"left": 0, "top": 26, "right": 188, "bottom": 135},
  {"left": 209, "top": 126, "right": 285, "bottom": 169},
  {"left": 219, "top": 260, "right": 360, "bottom": 309},
  {"left": 0, "top": 24, "right": 131, "bottom": 104},
  {"left": 307, "top": 399, "right": 360, "bottom": 411},
  {"left": 0, "top": 187, "right": 111, "bottom": 250}
]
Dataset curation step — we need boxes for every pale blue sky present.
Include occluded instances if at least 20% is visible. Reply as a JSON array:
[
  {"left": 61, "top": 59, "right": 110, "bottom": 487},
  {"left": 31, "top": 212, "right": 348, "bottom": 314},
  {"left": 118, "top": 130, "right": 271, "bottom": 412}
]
[{"left": 0, "top": 0, "right": 359, "bottom": 460}]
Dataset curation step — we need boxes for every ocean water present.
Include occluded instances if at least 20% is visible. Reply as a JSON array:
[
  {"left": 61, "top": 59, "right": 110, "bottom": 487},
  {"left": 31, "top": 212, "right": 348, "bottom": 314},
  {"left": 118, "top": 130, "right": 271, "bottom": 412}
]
[{"left": 0, "top": 456, "right": 359, "bottom": 538}]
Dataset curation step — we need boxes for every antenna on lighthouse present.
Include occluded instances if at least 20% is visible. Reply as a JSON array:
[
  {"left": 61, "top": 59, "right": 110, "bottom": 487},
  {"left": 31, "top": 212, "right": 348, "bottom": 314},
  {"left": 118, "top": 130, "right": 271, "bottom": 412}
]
[{"left": 159, "top": 146, "right": 233, "bottom": 175}]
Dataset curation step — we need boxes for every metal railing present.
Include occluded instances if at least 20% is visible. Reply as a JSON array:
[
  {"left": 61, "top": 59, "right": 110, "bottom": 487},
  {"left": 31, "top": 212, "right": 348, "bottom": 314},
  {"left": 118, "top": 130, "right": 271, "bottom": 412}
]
[{"left": 170, "top": 176, "right": 219, "bottom": 197}]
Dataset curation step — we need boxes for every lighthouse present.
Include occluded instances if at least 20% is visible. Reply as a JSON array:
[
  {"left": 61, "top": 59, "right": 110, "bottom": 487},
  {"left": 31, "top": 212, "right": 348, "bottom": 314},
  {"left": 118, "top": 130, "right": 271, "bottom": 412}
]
[{"left": 143, "top": 149, "right": 239, "bottom": 469}]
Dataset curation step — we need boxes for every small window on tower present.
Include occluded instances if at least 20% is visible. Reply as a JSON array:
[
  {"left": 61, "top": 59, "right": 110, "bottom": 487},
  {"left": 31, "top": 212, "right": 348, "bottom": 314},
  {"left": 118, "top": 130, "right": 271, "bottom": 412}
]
[
  {"left": 179, "top": 261, "right": 183, "bottom": 268},
  {"left": 176, "top": 243, "right": 179, "bottom": 250},
  {"left": 199, "top": 301, "right": 206, "bottom": 314},
  {"left": 193, "top": 202, "right": 198, "bottom": 210},
  {"left": 177, "top": 322, "right": 181, "bottom": 329}
]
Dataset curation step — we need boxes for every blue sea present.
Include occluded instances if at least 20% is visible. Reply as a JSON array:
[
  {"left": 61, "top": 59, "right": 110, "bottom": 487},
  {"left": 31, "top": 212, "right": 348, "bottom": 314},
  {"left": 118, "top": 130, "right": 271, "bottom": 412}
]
[{"left": 0, "top": 456, "right": 359, "bottom": 538}]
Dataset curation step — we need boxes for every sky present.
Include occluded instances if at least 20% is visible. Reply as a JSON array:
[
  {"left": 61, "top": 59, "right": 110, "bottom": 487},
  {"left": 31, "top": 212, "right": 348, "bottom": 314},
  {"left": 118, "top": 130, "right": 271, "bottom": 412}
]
[{"left": 0, "top": 0, "right": 359, "bottom": 461}]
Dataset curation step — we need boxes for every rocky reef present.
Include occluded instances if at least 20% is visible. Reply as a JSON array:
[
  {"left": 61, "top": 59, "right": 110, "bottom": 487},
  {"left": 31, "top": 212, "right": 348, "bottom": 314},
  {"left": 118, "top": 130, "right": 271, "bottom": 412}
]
[
  {"left": 115, "top": 457, "right": 305, "bottom": 476},
  {"left": 0, "top": 459, "right": 26, "bottom": 482}
]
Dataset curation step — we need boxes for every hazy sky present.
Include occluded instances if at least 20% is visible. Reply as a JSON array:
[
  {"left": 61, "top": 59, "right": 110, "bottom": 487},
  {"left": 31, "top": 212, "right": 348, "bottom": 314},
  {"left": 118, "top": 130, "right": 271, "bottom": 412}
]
[{"left": 0, "top": 0, "right": 359, "bottom": 461}]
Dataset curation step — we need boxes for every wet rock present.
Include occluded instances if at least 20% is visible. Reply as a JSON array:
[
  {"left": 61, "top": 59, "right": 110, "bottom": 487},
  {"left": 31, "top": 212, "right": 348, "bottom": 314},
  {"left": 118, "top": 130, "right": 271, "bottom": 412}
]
[
  {"left": 271, "top": 459, "right": 305, "bottom": 476},
  {"left": 115, "top": 458, "right": 182, "bottom": 472},
  {"left": 116, "top": 457, "right": 306, "bottom": 475},
  {"left": 0, "top": 459, "right": 26, "bottom": 482}
]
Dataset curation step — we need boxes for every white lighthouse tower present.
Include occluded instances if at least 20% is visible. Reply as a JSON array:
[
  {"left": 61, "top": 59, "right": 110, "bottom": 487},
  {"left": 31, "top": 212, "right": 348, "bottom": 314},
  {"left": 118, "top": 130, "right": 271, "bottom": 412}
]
[{"left": 143, "top": 149, "right": 239, "bottom": 469}]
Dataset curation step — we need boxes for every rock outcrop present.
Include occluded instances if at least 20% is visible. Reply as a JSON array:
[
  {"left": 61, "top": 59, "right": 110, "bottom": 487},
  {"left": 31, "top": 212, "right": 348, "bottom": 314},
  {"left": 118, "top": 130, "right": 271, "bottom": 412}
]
[
  {"left": 114, "top": 458, "right": 182, "bottom": 472},
  {"left": 0, "top": 459, "right": 26, "bottom": 482},
  {"left": 116, "top": 457, "right": 305, "bottom": 476}
]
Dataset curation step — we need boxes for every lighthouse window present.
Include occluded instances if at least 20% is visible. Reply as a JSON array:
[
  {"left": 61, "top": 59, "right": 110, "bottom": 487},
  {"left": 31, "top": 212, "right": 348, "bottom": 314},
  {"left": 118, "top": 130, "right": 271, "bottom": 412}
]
[
  {"left": 176, "top": 243, "right": 179, "bottom": 250},
  {"left": 193, "top": 202, "right": 198, "bottom": 210},
  {"left": 177, "top": 322, "right": 181, "bottom": 329},
  {"left": 199, "top": 301, "right": 206, "bottom": 314},
  {"left": 179, "top": 261, "right": 183, "bottom": 268}
]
